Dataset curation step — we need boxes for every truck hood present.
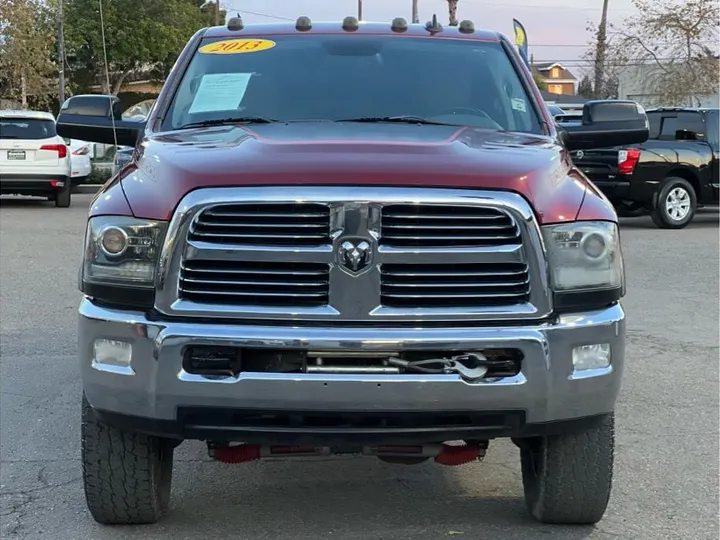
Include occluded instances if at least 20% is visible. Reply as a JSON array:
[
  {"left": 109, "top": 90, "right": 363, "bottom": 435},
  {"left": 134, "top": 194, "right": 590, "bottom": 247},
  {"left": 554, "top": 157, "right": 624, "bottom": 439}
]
[{"left": 119, "top": 122, "right": 588, "bottom": 223}]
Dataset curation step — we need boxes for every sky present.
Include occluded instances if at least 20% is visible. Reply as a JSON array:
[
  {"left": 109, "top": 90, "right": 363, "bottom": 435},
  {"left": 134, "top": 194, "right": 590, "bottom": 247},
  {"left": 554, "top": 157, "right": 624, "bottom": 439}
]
[{"left": 219, "top": 0, "right": 640, "bottom": 78}]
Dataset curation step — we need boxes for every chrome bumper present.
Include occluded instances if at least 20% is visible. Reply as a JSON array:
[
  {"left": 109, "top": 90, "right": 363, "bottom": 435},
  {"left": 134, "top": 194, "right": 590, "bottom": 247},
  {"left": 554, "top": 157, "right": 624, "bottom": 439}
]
[{"left": 79, "top": 299, "right": 625, "bottom": 429}]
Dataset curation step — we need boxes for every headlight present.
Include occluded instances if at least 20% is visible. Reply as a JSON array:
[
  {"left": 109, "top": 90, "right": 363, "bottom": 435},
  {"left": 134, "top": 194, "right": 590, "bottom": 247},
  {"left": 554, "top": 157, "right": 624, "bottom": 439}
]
[
  {"left": 542, "top": 221, "right": 624, "bottom": 310},
  {"left": 82, "top": 216, "right": 167, "bottom": 300}
]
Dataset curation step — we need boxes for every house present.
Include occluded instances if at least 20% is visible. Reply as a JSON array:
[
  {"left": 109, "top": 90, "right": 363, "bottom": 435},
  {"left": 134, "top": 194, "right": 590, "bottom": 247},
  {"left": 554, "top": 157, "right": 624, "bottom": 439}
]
[
  {"left": 617, "top": 64, "right": 720, "bottom": 108},
  {"left": 532, "top": 62, "right": 577, "bottom": 95}
]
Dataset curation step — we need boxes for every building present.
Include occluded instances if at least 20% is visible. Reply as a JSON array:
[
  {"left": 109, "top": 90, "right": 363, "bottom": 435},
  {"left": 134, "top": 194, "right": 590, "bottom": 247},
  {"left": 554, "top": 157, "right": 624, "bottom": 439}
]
[
  {"left": 617, "top": 64, "right": 720, "bottom": 109},
  {"left": 531, "top": 63, "right": 577, "bottom": 95}
]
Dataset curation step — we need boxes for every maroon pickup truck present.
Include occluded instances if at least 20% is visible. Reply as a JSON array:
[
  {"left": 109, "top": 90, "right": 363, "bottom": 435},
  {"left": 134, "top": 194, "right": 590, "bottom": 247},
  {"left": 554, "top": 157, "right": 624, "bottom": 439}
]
[{"left": 57, "top": 16, "right": 648, "bottom": 527}]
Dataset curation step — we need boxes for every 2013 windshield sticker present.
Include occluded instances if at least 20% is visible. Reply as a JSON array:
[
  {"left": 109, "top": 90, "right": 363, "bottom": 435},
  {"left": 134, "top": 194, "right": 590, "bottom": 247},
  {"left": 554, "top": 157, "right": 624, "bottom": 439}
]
[
  {"left": 199, "top": 38, "right": 276, "bottom": 54},
  {"left": 511, "top": 98, "right": 527, "bottom": 113}
]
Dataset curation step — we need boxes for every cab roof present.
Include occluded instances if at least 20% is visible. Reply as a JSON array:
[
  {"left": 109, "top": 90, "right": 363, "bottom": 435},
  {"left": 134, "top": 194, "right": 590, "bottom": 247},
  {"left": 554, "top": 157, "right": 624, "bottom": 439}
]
[{"left": 203, "top": 20, "right": 502, "bottom": 42}]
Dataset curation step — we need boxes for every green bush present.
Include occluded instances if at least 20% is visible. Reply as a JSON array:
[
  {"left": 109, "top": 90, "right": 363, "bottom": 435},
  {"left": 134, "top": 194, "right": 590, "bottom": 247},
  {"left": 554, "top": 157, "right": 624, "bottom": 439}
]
[{"left": 87, "top": 167, "right": 113, "bottom": 184}]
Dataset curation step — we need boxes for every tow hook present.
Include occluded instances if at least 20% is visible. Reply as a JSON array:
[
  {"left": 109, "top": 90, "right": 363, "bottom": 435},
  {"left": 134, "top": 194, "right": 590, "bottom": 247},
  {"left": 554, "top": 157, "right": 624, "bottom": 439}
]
[{"left": 387, "top": 353, "right": 489, "bottom": 382}]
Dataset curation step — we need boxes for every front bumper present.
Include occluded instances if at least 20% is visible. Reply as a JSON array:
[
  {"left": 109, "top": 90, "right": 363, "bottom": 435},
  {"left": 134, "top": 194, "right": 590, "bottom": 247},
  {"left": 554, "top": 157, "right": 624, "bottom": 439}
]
[{"left": 80, "top": 299, "right": 625, "bottom": 443}]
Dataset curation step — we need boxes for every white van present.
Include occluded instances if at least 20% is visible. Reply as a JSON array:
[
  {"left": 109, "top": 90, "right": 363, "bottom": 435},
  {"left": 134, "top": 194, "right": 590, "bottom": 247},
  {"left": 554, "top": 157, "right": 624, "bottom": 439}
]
[{"left": 0, "top": 110, "right": 73, "bottom": 207}]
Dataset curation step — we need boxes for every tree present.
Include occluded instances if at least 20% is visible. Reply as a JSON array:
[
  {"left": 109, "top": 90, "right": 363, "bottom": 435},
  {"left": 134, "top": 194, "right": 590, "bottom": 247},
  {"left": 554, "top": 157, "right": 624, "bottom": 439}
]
[
  {"left": 578, "top": 75, "right": 593, "bottom": 98},
  {"left": 0, "top": 0, "right": 57, "bottom": 107},
  {"left": 587, "top": 0, "right": 719, "bottom": 106},
  {"left": 62, "top": 0, "right": 212, "bottom": 95},
  {"left": 532, "top": 73, "right": 547, "bottom": 92},
  {"left": 447, "top": 0, "right": 458, "bottom": 26}
]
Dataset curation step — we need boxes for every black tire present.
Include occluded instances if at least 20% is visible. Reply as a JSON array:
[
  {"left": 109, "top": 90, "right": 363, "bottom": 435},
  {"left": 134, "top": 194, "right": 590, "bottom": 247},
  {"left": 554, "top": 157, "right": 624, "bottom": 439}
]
[
  {"left": 650, "top": 177, "right": 696, "bottom": 229},
  {"left": 55, "top": 184, "right": 71, "bottom": 208},
  {"left": 520, "top": 413, "right": 614, "bottom": 525},
  {"left": 81, "top": 395, "right": 174, "bottom": 525}
]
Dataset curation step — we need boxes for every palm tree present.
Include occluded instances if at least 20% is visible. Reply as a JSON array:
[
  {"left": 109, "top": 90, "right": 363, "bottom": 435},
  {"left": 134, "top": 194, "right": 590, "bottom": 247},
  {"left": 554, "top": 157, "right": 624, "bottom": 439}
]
[{"left": 447, "top": 0, "right": 458, "bottom": 26}]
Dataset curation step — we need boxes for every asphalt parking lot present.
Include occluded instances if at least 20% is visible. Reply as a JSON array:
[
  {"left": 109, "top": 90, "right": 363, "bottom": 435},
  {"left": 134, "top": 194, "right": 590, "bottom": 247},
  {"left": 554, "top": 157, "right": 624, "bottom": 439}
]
[{"left": 1, "top": 193, "right": 718, "bottom": 540}]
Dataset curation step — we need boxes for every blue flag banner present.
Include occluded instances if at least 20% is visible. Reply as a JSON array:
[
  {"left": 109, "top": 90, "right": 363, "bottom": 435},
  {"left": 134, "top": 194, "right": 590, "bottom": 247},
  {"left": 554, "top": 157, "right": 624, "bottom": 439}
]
[{"left": 513, "top": 19, "right": 530, "bottom": 69}]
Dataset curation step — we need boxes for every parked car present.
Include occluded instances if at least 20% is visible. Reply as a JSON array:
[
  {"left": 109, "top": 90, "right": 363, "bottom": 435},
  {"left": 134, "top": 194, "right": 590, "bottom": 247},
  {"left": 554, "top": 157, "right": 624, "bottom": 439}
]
[
  {"left": 69, "top": 139, "right": 92, "bottom": 185},
  {"left": 56, "top": 18, "right": 649, "bottom": 527},
  {"left": 0, "top": 110, "right": 73, "bottom": 207},
  {"left": 112, "top": 146, "right": 134, "bottom": 176},
  {"left": 569, "top": 107, "right": 719, "bottom": 228}
]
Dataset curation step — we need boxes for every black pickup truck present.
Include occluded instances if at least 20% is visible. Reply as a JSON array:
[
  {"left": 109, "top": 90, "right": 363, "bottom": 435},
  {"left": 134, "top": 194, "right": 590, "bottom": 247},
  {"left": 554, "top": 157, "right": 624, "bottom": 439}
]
[{"left": 570, "top": 108, "right": 719, "bottom": 228}]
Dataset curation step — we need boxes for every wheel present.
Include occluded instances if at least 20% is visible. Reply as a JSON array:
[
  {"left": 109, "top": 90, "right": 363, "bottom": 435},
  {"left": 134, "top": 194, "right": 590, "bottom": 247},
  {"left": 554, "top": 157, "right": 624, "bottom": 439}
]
[
  {"left": 650, "top": 177, "right": 696, "bottom": 229},
  {"left": 81, "top": 394, "right": 174, "bottom": 524},
  {"left": 520, "top": 413, "right": 614, "bottom": 525},
  {"left": 55, "top": 185, "right": 71, "bottom": 208}
]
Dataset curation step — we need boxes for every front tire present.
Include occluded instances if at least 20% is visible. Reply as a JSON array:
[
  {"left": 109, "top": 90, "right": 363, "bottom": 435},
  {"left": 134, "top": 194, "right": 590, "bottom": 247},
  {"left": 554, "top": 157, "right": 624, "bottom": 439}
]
[
  {"left": 651, "top": 177, "right": 696, "bottom": 229},
  {"left": 81, "top": 395, "right": 174, "bottom": 524},
  {"left": 520, "top": 413, "right": 614, "bottom": 525}
]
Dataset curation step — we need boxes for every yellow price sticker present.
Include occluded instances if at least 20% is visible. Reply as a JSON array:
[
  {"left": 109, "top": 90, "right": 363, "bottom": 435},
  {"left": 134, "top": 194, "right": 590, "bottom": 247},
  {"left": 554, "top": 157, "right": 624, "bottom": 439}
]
[{"left": 199, "top": 38, "right": 276, "bottom": 55}]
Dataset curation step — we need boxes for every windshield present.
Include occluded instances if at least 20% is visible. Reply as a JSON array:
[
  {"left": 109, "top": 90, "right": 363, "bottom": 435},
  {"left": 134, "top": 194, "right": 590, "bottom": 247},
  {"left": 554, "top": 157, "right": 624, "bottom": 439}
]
[
  {"left": 164, "top": 35, "right": 542, "bottom": 134},
  {"left": 0, "top": 117, "right": 57, "bottom": 139}
]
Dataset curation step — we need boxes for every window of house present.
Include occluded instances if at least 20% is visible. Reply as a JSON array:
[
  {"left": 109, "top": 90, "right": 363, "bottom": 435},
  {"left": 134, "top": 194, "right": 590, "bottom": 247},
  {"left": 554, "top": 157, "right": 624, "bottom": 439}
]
[
  {"left": 548, "top": 84, "right": 563, "bottom": 94},
  {"left": 551, "top": 67, "right": 560, "bottom": 78}
]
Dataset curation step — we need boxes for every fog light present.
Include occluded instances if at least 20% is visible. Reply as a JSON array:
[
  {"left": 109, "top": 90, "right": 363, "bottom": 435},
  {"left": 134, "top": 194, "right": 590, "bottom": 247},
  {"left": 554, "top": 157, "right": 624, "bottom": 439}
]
[
  {"left": 93, "top": 339, "right": 132, "bottom": 369},
  {"left": 572, "top": 343, "right": 611, "bottom": 371}
]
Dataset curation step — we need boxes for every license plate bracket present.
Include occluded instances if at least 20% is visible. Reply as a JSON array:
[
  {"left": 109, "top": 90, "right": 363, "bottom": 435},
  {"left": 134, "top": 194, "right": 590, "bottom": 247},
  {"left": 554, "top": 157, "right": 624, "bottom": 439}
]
[{"left": 7, "top": 150, "right": 26, "bottom": 160}]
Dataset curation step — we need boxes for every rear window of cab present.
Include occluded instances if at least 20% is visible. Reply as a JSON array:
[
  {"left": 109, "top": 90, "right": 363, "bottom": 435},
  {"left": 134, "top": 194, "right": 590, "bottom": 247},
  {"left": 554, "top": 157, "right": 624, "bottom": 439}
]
[{"left": 163, "top": 34, "right": 542, "bottom": 134}]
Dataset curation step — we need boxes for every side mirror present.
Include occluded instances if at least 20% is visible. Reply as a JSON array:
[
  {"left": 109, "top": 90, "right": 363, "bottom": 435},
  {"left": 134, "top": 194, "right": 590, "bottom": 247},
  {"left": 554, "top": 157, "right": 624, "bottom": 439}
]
[
  {"left": 56, "top": 95, "right": 146, "bottom": 147},
  {"left": 557, "top": 100, "right": 649, "bottom": 151}
]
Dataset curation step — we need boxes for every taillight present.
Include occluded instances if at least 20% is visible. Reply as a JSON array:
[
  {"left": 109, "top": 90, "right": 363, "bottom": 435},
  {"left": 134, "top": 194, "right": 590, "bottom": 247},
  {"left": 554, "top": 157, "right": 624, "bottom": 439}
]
[
  {"left": 39, "top": 144, "right": 68, "bottom": 159},
  {"left": 617, "top": 148, "right": 640, "bottom": 175},
  {"left": 72, "top": 146, "right": 90, "bottom": 156}
]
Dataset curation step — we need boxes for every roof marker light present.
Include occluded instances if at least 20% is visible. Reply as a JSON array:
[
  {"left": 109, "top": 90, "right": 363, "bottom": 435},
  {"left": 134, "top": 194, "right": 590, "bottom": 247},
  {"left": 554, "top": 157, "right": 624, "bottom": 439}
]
[
  {"left": 295, "top": 16, "right": 312, "bottom": 31},
  {"left": 391, "top": 17, "right": 408, "bottom": 32},
  {"left": 226, "top": 16, "right": 243, "bottom": 31},
  {"left": 342, "top": 16, "right": 359, "bottom": 31},
  {"left": 458, "top": 20, "right": 475, "bottom": 34},
  {"left": 425, "top": 14, "right": 443, "bottom": 34}
]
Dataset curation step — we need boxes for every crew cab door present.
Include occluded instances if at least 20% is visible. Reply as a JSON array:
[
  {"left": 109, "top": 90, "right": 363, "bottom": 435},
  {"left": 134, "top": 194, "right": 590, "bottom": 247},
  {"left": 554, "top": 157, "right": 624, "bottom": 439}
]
[{"left": 705, "top": 110, "right": 719, "bottom": 202}]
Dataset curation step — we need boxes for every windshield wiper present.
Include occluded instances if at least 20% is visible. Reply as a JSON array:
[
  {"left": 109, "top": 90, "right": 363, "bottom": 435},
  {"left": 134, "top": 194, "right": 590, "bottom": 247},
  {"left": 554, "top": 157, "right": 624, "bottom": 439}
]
[
  {"left": 335, "top": 115, "right": 456, "bottom": 126},
  {"left": 178, "top": 116, "right": 278, "bottom": 129}
]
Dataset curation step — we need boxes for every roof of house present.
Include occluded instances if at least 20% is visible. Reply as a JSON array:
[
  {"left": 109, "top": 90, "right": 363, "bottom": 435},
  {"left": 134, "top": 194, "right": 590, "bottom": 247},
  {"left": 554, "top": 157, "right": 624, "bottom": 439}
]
[{"left": 532, "top": 62, "right": 577, "bottom": 80}]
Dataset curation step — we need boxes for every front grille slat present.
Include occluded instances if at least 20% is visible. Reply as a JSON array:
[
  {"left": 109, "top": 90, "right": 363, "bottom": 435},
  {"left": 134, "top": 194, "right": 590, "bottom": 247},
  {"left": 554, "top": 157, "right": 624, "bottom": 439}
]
[
  {"left": 180, "top": 260, "right": 329, "bottom": 307},
  {"left": 190, "top": 202, "right": 330, "bottom": 246},
  {"left": 381, "top": 262, "right": 530, "bottom": 308},
  {"left": 381, "top": 204, "right": 520, "bottom": 247}
]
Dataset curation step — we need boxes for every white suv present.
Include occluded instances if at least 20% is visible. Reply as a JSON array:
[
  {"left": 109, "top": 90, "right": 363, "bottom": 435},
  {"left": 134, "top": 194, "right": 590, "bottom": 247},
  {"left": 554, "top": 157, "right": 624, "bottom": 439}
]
[{"left": 0, "top": 110, "right": 73, "bottom": 207}]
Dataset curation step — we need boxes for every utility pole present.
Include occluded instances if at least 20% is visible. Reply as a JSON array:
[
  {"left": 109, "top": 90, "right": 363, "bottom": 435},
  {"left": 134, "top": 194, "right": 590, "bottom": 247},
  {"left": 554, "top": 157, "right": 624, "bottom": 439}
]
[
  {"left": 411, "top": 0, "right": 419, "bottom": 23},
  {"left": 58, "top": 0, "right": 65, "bottom": 106},
  {"left": 357, "top": 0, "right": 362, "bottom": 20},
  {"left": 215, "top": 0, "right": 220, "bottom": 25},
  {"left": 593, "top": 0, "right": 609, "bottom": 98}
]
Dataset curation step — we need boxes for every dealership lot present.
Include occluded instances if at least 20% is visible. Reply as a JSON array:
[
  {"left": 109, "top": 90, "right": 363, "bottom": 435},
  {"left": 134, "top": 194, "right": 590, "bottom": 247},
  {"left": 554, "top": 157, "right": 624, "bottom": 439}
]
[{"left": 1, "top": 194, "right": 718, "bottom": 540}]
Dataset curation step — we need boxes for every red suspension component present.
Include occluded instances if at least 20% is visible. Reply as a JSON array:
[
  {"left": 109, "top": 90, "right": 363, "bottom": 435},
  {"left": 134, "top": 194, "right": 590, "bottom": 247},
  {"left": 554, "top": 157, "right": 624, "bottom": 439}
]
[
  {"left": 434, "top": 443, "right": 482, "bottom": 466},
  {"left": 212, "top": 444, "right": 261, "bottom": 463}
]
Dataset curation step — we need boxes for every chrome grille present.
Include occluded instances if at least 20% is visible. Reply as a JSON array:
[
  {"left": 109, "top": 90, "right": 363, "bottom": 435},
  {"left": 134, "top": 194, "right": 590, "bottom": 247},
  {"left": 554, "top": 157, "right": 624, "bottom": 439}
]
[
  {"left": 157, "top": 187, "right": 551, "bottom": 323},
  {"left": 381, "top": 204, "right": 520, "bottom": 247},
  {"left": 189, "top": 202, "right": 330, "bottom": 246},
  {"left": 381, "top": 262, "right": 530, "bottom": 308},
  {"left": 179, "top": 260, "right": 330, "bottom": 307}
]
